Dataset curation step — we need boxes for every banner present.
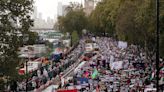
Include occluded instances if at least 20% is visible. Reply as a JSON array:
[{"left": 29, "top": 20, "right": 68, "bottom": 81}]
[
  {"left": 110, "top": 61, "right": 123, "bottom": 70},
  {"left": 57, "top": 89, "right": 78, "bottom": 92},
  {"left": 132, "top": 62, "right": 145, "bottom": 69},
  {"left": 118, "top": 41, "right": 127, "bottom": 49}
]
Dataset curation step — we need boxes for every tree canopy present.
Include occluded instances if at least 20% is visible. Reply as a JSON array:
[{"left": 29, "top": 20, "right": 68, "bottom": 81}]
[
  {"left": 89, "top": 0, "right": 164, "bottom": 59},
  {"left": 55, "top": 0, "right": 164, "bottom": 58},
  {"left": 0, "top": 0, "right": 34, "bottom": 89},
  {"left": 89, "top": 0, "right": 121, "bottom": 36},
  {"left": 55, "top": 3, "right": 88, "bottom": 37}
]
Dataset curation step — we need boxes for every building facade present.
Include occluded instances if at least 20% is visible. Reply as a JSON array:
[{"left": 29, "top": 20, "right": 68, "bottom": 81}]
[
  {"left": 57, "top": 2, "right": 63, "bottom": 17},
  {"left": 84, "top": 0, "right": 94, "bottom": 16}
]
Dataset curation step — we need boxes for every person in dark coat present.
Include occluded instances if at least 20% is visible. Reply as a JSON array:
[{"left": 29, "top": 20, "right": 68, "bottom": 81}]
[{"left": 10, "top": 80, "right": 17, "bottom": 92}]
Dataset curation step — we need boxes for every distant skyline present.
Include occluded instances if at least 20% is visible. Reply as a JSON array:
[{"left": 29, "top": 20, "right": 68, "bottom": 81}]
[{"left": 34, "top": 0, "right": 83, "bottom": 20}]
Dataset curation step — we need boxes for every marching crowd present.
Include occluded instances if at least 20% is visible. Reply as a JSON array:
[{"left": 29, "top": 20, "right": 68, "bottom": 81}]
[
  {"left": 8, "top": 37, "right": 164, "bottom": 92},
  {"left": 62, "top": 37, "right": 164, "bottom": 92},
  {"left": 95, "top": 37, "right": 156, "bottom": 91},
  {"left": 8, "top": 40, "right": 85, "bottom": 92}
]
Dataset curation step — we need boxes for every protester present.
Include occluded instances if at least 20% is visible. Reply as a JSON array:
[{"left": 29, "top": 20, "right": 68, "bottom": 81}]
[
  {"left": 15, "top": 37, "right": 164, "bottom": 92},
  {"left": 16, "top": 39, "right": 85, "bottom": 91},
  {"left": 61, "top": 37, "right": 160, "bottom": 92}
]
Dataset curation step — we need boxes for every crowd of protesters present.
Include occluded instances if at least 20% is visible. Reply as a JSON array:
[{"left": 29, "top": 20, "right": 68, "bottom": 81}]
[
  {"left": 7, "top": 39, "right": 85, "bottom": 92},
  {"left": 7, "top": 37, "right": 164, "bottom": 92},
  {"left": 60, "top": 37, "right": 164, "bottom": 92}
]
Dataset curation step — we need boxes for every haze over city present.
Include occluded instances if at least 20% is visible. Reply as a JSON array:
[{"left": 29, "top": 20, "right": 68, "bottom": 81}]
[{"left": 34, "top": 0, "right": 83, "bottom": 20}]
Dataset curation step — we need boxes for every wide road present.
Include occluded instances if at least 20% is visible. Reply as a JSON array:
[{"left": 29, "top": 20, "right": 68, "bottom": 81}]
[{"left": 41, "top": 39, "right": 85, "bottom": 92}]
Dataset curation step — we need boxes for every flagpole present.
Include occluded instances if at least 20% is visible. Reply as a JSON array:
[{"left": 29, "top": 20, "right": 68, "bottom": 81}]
[{"left": 156, "top": 0, "right": 160, "bottom": 91}]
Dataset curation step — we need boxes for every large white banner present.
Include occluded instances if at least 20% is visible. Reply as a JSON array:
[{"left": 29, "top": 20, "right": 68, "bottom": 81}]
[
  {"left": 42, "top": 85, "right": 59, "bottom": 92},
  {"left": 110, "top": 61, "right": 123, "bottom": 70},
  {"left": 118, "top": 41, "right": 127, "bottom": 49}
]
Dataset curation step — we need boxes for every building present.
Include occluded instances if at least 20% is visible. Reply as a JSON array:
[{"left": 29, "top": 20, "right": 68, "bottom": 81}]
[
  {"left": 62, "top": 5, "right": 69, "bottom": 16},
  {"left": 84, "top": 0, "right": 94, "bottom": 16},
  {"left": 57, "top": 2, "right": 69, "bottom": 17},
  {"left": 57, "top": 2, "right": 63, "bottom": 17},
  {"left": 94, "top": 0, "right": 102, "bottom": 8},
  {"left": 83, "top": 0, "right": 102, "bottom": 15},
  {"left": 46, "top": 17, "right": 54, "bottom": 28},
  {"left": 31, "top": 28, "right": 64, "bottom": 43},
  {"left": 33, "top": 6, "right": 38, "bottom": 19},
  {"left": 32, "top": 6, "right": 55, "bottom": 29}
]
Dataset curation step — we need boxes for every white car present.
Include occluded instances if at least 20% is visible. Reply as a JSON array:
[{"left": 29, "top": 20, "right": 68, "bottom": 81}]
[{"left": 19, "top": 61, "right": 42, "bottom": 75}]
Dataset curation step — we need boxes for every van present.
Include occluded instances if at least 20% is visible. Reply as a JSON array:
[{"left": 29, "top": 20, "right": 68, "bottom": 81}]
[
  {"left": 18, "top": 61, "right": 42, "bottom": 75},
  {"left": 85, "top": 43, "right": 94, "bottom": 52}
]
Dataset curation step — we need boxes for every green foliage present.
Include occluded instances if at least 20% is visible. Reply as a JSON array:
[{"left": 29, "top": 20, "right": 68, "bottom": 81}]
[
  {"left": 116, "top": 0, "right": 137, "bottom": 42},
  {"left": 55, "top": 0, "right": 164, "bottom": 58},
  {"left": 160, "top": 32, "right": 164, "bottom": 57},
  {"left": 89, "top": 0, "right": 121, "bottom": 37},
  {"left": 0, "top": 79, "right": 5, "bottom": 90},
  {"left": 116, "top": 0, "right": 162, "bottom": 59},
  {"left": 55, "top": 3, "right": 88, "bottom": 37},
  {"left": 89, "top": 0, "right": 164, "bottom": 58},
  {"left": 71, "top": 31, "right": 79, "bottom": 45},
  {"left": 0, "top": 0, "right": 34, "bottom": 89},
  {"left": 24, "top": 31, "right": 38, "bottom": 45},
  {"left": 160, "top": 13, "right": 164, "bottom": 58}
]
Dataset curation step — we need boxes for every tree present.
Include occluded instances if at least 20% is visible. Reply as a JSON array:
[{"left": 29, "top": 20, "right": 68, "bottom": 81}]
[
  {"left": 55, "top": 3, "right": 88, "bottom": 37},
  {"left": 54, "top": 16, "right": 65, "bottom": 32},
  {"left": 115, "top": 0, "right": 157, "bottom": 61},
  {"left": 159, "top": 1, "right": 164, "bottom": 58},
  {"left": 160, "top": 32, "right": 164, "bottom": 58},
  {"left": 90, "top": 0, "right": 163, "bottom": 60},
  {"left": 89, "top": 0, "right": 121, "bottom": 37},
  {"left": 0, "top": 0, "right": 33, "bottom": 90},
  {"left": 115, "top": 0, "right": 138, "bottom": 43},
  {"left": 26, "top": 31, "right": 38, "bottom": 45},
  {"left": 71, "top": 31, "right": 79, "bottom": 45}
]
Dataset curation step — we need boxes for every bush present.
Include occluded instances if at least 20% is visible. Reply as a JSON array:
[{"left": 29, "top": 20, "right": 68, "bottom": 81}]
[{"left": 71, "top": 31, "right": 79, "bottom": 46}]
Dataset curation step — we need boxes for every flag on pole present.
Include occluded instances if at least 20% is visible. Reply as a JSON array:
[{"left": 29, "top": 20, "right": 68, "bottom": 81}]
[{"left": 91, "top": 69, "right": 99, "bottom": 79}]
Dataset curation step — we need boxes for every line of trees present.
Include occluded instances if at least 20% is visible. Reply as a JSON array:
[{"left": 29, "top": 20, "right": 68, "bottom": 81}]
[
  {"left": 54, "top": 3, "right": 88, "bottom": 36},
  {"left": 90, "top": 0, "right": 164, "bottom": 60},
  {"left": 55, "top": 0, "right": 164, "bottom": 59},
  {"left": 54, "top": 3, "right": 88, "bottom": 45}
]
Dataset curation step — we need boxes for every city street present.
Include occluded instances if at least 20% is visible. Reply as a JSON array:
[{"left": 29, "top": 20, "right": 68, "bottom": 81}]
[
  {"left": 41, "top": 37, "right": 163, "bottom": 92},
  {"left": 0, "top": 0, "right": 164, "bottom": 92}
]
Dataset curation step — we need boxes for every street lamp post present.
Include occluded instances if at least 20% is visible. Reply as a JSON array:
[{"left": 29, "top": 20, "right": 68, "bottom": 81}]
[
  {"left": 156, "top": 0, "right": 160, "bottom": 91},
  {"left": 70, "top": 34, "right": 72, "bottom": 47},
  {"left": 26, "top": 59, "right": 28, "bottom": 92},
  {"left": 26, "top": 49, "right": 30, "bottom": 92},
  {"left": 24, "top": 34, "right": 29, "bottom": 92}
]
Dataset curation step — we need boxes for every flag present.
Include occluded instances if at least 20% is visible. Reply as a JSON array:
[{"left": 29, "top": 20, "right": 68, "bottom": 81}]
[
  {"left": 57, "top": 89, "right": 77, "bottom": 92},
  {"left": 91, "top": 69, "right": 99, "bottom": 79}
]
